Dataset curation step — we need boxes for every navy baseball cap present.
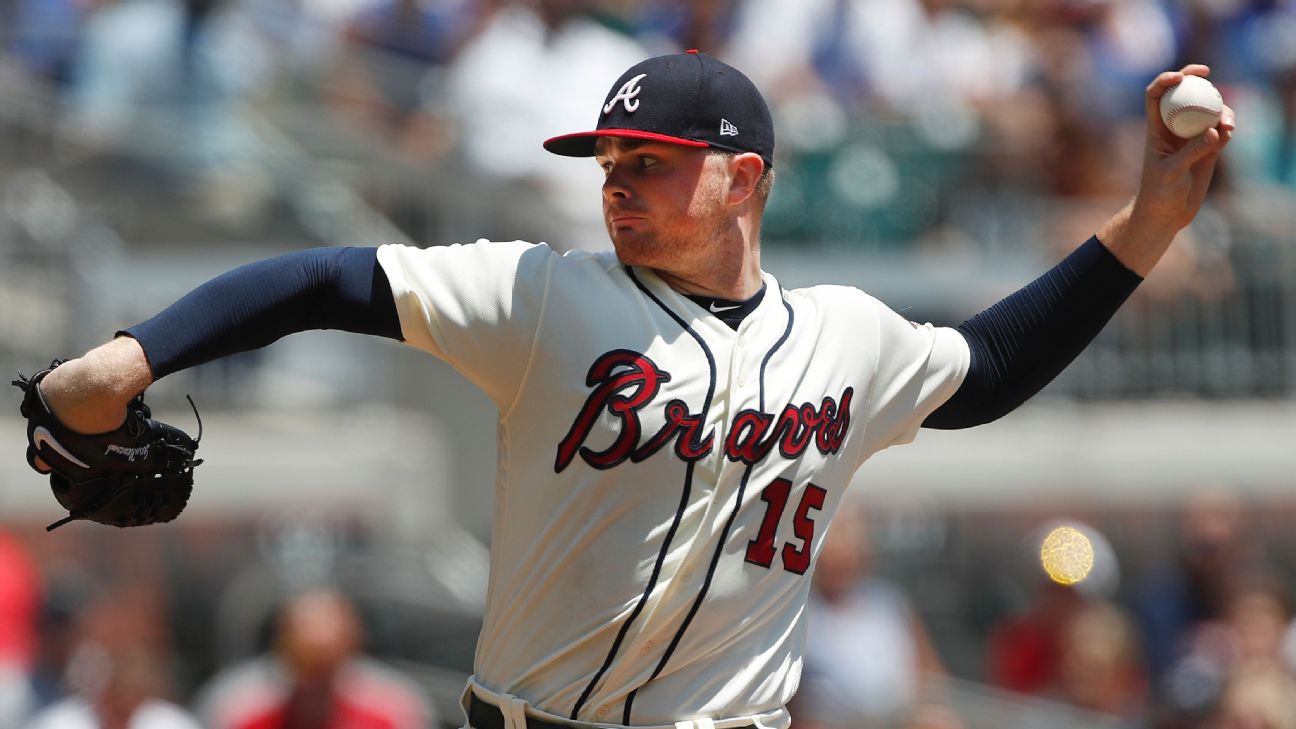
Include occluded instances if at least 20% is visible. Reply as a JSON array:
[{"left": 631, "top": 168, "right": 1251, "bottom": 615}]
[{"left": 544, "top": 51, "right": 774, "bottom": 168}]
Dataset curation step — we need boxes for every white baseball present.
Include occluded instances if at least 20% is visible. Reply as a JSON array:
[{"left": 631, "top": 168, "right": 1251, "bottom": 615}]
[{"left": 1159, "top": 75, "right": 1223, "bottom": 139}]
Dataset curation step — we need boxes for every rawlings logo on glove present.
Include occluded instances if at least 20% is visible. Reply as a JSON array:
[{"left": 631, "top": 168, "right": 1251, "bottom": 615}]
[
  {"left": 12, "top": 360, "right": 203, "bottom": 531},
  {"left": 105, "top": 444, "right": 151, "bottom": 461}
]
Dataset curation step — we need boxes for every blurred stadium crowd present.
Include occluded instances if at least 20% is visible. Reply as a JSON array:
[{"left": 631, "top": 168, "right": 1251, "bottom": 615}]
[
  {"left": 4, "top": 1, "right": 1296, "bottom": 729},
  {"left": 8, "top": 487, "right": 1296, "bottom": 729},
  {"left": 2, "top": 0, "right": 1296, "bottom": 254},
  {"left": 787, "top": 486, "right": 1296, "bottom": 729}
]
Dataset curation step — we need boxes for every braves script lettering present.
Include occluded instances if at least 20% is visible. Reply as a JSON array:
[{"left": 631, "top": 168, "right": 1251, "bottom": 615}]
[
  {"left": 723, "top": 390, "right": 852, "bottom": 464},
  {"left": 555, "top": 350, "right": 851, "bottom": 472}
]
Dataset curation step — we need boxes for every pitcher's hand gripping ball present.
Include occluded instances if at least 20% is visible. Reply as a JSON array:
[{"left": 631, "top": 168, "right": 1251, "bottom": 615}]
[
  {"left": 1160, "top": 75, "right": 1224, "bottom": 139},
  {"left": 13, "top": 361, "right": 202, "bottom": 531}
]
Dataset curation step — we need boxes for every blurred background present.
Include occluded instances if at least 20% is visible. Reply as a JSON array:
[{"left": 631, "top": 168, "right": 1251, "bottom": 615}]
[{"left": 3, "top": 0, "right": 1296, "bottom": 727}]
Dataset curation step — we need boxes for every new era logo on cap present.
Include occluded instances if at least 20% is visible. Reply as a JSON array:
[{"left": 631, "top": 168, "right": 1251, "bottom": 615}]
[{"left": 543, "top": 51, "right": 774, "bottom": 168}]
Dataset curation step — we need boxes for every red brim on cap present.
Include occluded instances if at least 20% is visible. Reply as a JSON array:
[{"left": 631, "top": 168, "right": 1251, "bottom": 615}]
[{"left": 543, "top": 129, "right": 711, "bottom": 157}]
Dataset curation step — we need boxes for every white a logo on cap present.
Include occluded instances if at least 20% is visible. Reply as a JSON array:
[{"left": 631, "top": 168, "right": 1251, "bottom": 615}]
[
  {"left": 720, "top": 118, "right": 739, "bottom": 136},
  {"left": 604, "top": 74, "right": 648, "bottom": 114}
]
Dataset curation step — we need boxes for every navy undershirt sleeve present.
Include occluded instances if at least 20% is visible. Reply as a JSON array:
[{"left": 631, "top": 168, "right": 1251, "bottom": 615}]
[
  {"left": 922, "top": 236, "right": 1143, "bottom": 430},
  {"left": 122, "top": 247, "right": 402, "bottom": 379}
]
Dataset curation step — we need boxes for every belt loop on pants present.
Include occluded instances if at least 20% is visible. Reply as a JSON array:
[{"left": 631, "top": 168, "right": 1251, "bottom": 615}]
[{"left": 504, "top": 695, "right": 529, "bottom": 729}]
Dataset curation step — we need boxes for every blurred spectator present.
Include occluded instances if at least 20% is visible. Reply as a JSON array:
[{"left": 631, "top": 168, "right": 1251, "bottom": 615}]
[
  {"left": 995, "top": 1, "right": 1172, "bottom": 201},
  {"left": 233, "top": 0, "right": 349, "bottom": 77},
  {"left": 6, "top": 0, "right": 94, "bottom": 86},
  {"left": 1215, "top": 664, "right": 1296, "bottom": 729},
  {"left": 66, "top": 0, "right": 274, "bottom": 224},
  {"left": 444, "top": 0, "right": 648, "bottom": 251},
  {"left": 1136, "top": 487, "right": 1261, "bottom": 694},
  {"left": 987, "top": 580, "right": 1084, "bottom": 697},
  {"left": 1160, "top": 572, "right": 1293, "bottom": 723},
  {"left": 347, "top": 0, "right": 476, "bottom": 71},
  {"left": 1213, "top": 3, "right": 1296, "bottom": 240},
  {"left": 25, "top": 643, "right": 200, "bottom": 729},
  {"left": 1051, "top": 600, "right": 1147, "bottom": 719},
  {"left": 1226, "top": 576, "right": 1291, "bottom": 672},
  {"left": 195, "top": 589, "right": 432, "bottom": 729},
  {"left": 1028, "top": 0, "right": 1178, "bottom": 123},
  {"left": 792, "top": 504, "right": 947, "bottom": 729},
  {"left": 718, "top": 0, "right": 1036, "bottom": 248},
  {"left": 320, "top": 0, "right": 484, "bottom": 241},
  {"left": 0, "top": 530, "right": 40, "bottom": 728},
  {"left": 725, "top": 0, "right": 1033, "bottom": 117},
  {"left": 0, "top": 531, "right": 39, "bottom": 672},
  {"left": 630, "top": 0, "right": 743, "bottom": 56},
  {"left": 27, "top": 574, "right": 93, "bottom": 713},
  {"left": 326, "top": 0, "right": 481, "bottom": 155}
]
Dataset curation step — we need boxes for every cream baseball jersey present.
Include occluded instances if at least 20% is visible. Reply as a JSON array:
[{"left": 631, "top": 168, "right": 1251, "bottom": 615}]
[{"left": 377, "top": 240, "right": 969, "bottom": 729}]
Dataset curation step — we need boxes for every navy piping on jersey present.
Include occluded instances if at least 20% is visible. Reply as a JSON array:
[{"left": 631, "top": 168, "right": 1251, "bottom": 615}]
[
  {"left": 623, "top": 288, "right": 796, "bottom": 724},
  {"left": 570, "top": 268, "right": 720, "bottom": 722},
  {"left": 759, "top": 297, "right": 796, "bottom": 412},
  {"left": 569, "top": 460, "right": 700, "bottom": 720}
]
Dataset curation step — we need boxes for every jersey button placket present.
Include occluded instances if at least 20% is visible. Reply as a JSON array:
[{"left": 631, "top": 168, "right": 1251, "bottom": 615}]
[{"left": 733, "top": 337, "right": 750, "bottom": 390}]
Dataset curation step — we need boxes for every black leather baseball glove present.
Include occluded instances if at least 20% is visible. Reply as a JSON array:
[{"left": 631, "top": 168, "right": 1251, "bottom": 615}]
[{"left": 13, "top": 360, "right": 202, "bottom": 531}]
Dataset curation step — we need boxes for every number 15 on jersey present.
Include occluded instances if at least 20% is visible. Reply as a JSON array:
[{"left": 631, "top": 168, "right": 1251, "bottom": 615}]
[{"left": 745, "top": 478, "right": 828, "bottom": 575}]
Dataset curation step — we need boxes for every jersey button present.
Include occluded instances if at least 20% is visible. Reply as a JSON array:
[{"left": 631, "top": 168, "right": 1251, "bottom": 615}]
[
  {"left": 640, "top": 641, "right": 654, "bottom": 655},
  {"left": 680, "top": 569, "right": 694, "bottom": 583},
  {"left": 596, "top": 706, "right": 610, "bottom": 719}
]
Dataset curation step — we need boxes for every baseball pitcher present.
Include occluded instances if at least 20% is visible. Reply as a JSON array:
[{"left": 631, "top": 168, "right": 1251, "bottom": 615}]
[{"left": 14, "top": 52, "right": 1234, "bottom": 729}]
